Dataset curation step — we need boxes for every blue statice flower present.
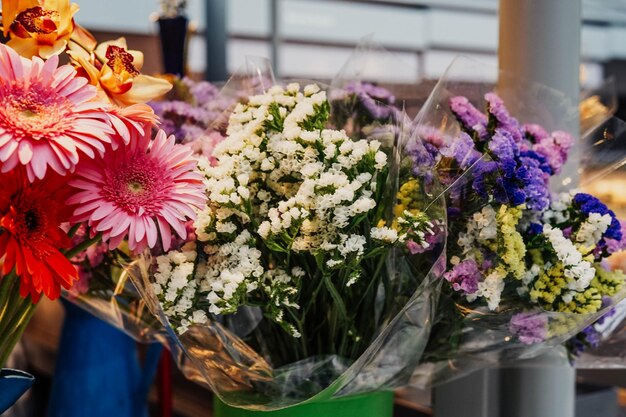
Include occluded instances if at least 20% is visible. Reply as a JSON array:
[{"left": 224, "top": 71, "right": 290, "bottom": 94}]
[
  {"left": 521, "top": 150, "right": 552, "bottom": 175},
  {"left": 573, "top": 193, "right": 622, "bottom": 241},
  {"left": 569, "top": 325, "right": 603, "bottom": 357},
  {"left": 518, "top": 153, "right": 551, "bottom": 211},
  {"left": 527, "top": 223, "right": 544, "bottom": 235}
]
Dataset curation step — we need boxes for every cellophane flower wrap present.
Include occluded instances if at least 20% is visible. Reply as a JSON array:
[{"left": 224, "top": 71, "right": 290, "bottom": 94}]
[
  {"left": 0, "top": 0, "right": 212, "bottom": 363},
  {"left": 59, "top": 57, "right": 276, "bottom": 343},
  {"left": 564, "top": 116, "right": 626, "bottom": 367},
  {"left": 408, "top": 58, "right": 626, "bottom": 387},
  {"left": 128, "top": 63, "right": 449, "bottom": 409}
]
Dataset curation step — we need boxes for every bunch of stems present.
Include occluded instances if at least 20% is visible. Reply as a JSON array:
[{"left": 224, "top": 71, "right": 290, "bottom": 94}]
[{"left": 0, "top": 273, "right": 35, "bottom": 367}]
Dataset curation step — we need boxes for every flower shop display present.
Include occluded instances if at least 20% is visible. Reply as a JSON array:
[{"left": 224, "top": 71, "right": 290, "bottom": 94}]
[
  {"left": 1, "top": 1, "right": 625, "bottom": 414},
  {"left": 405, "top": 61, "right": 626, "bottom": 386},
  {"left": 0, "top": 0, "right": 204, "bottom": 413},
  {"left": 149, "top": 76, "right": 227, "bottom": 158},
  {"left": 129, "top": 75, "right": 448, "bottom": 415}
]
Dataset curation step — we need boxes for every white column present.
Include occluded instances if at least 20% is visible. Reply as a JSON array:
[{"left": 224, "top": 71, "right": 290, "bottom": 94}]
[
  {"left": 499, "top": 0, "right": 582, "bottom": 187},
  {"left": 498, "top": 1, "right": 580, "bottom": 416},
  {"left": 435, "top": 1, "right": 581, "bottom": 415}
]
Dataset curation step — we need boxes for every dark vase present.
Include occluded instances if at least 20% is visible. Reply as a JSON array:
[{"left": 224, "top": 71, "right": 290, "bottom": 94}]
[
  {"left": 46, "top": 301, "right": 163, "bottom": 417},
  {"left": 158, "top": 16, "right": 189, "bottom": 76},
  {"left": 0, "top": 369, "right": 34, "bottom": 414}
]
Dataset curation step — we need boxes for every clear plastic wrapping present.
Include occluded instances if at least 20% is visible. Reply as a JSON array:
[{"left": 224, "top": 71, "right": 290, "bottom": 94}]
[
  {"left": 406, "top": 57, "right": 626, "bottom": 387},
  {"left": 124, "top": 57, "right": 450, "bottom": 409}
]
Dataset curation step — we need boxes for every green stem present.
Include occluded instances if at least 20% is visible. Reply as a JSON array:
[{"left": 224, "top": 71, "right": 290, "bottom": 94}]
[
  {"left": 0, "top": 291, "right": 25, "bottom": 338},
  {"left": 0, "top": 299, "right": 36, "bottom": 367},
  {"left": 0, "top": 295, "right": 30, "bottom": 341},
  {"left": 64, "top": 232, "right": 103, "bottom": 259},
  {"left": 66, "top": 223, "right": 82, "bottom": 238},
  {"left": 0, "top": 273, "right": 16, "bottom": 320}
]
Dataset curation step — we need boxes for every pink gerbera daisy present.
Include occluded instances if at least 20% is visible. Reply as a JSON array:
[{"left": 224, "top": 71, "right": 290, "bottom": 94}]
[
  {"left": 108, "top": 103, "right": 159, "bottom": 149},
  {"left": 68, "top": 129, "right": 206, "bottom": 252},
  {"left": 0, "top": 43, "right": 114, "bottom": 181}
]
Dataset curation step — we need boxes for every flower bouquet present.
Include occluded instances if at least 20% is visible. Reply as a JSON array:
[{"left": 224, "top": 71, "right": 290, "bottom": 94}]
[
  {"left": 407, "top": 58, "right": 626, "bottom": 386},
  {"left": 0, "top": 0, "right": 206, "bottom": 412},
  {"left": 560, "top": 116, "right": 626, "bottom": 367},
  {"left": 128, "top": 62, "right": 449, "bottom": 414}
]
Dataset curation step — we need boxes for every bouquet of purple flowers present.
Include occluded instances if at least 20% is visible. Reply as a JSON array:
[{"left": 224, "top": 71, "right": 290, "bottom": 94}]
[{"left": 406, "top": 70, "right": 626, "bottom": 383}]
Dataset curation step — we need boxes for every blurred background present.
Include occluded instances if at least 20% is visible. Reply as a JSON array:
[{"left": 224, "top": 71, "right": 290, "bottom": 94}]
[
  {"left": 12, "top": 1, "right": 626, "bottom": 416},
  {"left": 78, "top": 0, "right": 626, "bottom": 116}
]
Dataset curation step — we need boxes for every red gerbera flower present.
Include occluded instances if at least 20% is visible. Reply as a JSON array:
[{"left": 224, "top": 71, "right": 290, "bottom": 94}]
[{"left": 0, "top": 170, "right": 78, "bottom": 302}]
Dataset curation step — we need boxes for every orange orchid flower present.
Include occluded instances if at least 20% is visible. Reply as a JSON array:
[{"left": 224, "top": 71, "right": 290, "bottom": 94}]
[
  {"left": 68, "top": 37, "right": 172, "bottom": 107},
  {"left": 1, "top": 0, "right": 78, "bottom": 59}
]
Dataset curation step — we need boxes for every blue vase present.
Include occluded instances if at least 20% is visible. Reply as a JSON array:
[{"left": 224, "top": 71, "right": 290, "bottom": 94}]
[
  {"left": 0, "top": 368, "right": 34, "bottom": 414},
  {"left": 47, "top": 301, "right": 162, "bottom": 417}
]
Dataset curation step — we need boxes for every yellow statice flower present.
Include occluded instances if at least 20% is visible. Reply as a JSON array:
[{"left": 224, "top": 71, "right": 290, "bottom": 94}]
[
  {"left": 591, "top": 266, "right": 625, "bottom": 297},
  {"left": 546, "top": 314, "right": 588, "bottom": 339},
  {"left": 556, "top": 287, "right": 602, "bottom": 314},
  {"left": 529, "top": 263, "right": 568, "bottom": 306},
  {"left": 496, "top": 205, "right": 526, "bottom": 279},
  {"left": 394, "top": 179, "right": 422, "bottom": 218}
]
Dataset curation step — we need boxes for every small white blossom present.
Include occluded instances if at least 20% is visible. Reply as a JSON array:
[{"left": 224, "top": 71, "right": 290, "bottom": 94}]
[{"left": 371, "top": 227, "right": 398, "bottom": 244}]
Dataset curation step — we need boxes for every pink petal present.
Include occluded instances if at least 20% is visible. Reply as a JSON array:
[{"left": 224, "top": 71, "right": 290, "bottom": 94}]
[
  {"left": 90, "top": 202, "right": 116, "bottom": 221},
  {"left": 157, "top": 216, "right": 172, "bottom": 251},
  {"left": 145, "top": 217, "right": 157, "bottom": 248},
  {"left": 17, "top": 141, "right": 33, "bottom": 164}
]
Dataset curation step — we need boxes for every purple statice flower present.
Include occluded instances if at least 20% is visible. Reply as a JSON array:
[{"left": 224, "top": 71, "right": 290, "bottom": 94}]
[
  {"left": 570, "top": 326, "right": 603, "bottom": 356},
  {"left": 406, "top": 139, "right": 436, "bottom": 183},
  {"left": 573, "top": 193, "right": 622, "bottom": 241},
  {"left": 471, "top": 160, "right": 499, "bottom": 201},
  {"left": 470, "top": 156, "right": 526, "bottom": 206},
  {"left": 489, "top": 128, "right": 520, "bottom": 160},
  {"left": 447, "top": 206, "right": 462, "bottom": 220},
  {"left": 596, "top": 296, "right": 616, "bottom": 326},
  {"left": 484, "top": 93, "right": 524, "bottom": 143},
  {"left": 449, "top": 96, "right": 488, "bottom": 139},
  {"left": 583, "top": 326, "right": 603, "bottom": 347},
  {"left": 150, "top": 78, "right": 225, "bottom": 145},
  {"left": 605, "top": 238, "right": 623, "bottom": 254},
  {"left": 416, "top": 125, "right": 446, "bottom": 149},
  {"left": 444, "top": 259, "right": 480, "bottom": 295},
  {"left": 440, "top": 131, "right": 481, "bottom": 169},
  {"left": 562, "top": 226, "right": 573, "bottom": 239},
  {"left": 183, "top": 77, "right": 220, "bottom": 105},
  {"left": 605, "top": 222, "right": 626, "bottom": 253},
  {"left": 518, "top": 154, "right": 550, "bottom": 211},
  {"left": 521, "top": 150, "right": 552, "bottom": 175},
  {"left": 531, "top": 130, "right": 574, "bottom": 175},
  {"left": 343, "top": 82, "right": 396, "bottom": 105},
  {"left": 524, "top": 123, "right": 550, "bottom": 143},
  {"left": 337, "top": 81, "right": 399, "bottom": 122},
  {"left": 509, "top": 312, "right": 548, "bottom": 345},
  {"left": 485, "top": 127, "right": 550, "bottom": 210}
]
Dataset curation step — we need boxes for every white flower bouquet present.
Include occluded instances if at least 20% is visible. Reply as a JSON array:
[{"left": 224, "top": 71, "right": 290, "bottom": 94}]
[{"left": 129, "top": 67, "right": 448, "bottom": 410}]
